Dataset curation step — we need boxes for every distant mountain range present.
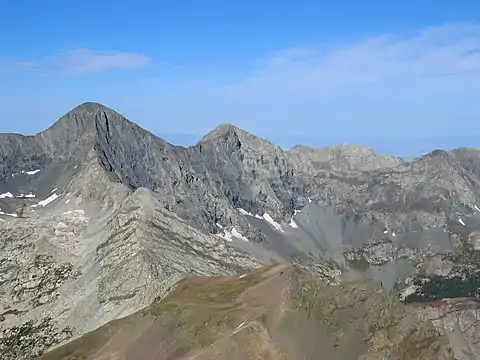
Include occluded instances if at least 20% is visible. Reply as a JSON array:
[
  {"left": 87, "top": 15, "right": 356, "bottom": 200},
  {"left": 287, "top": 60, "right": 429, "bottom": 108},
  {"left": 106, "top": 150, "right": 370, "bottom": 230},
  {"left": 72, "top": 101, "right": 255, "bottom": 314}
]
[
  {"left": 159, "top": 132, "right": 480, "bottom": 159},
  {"left": 1, "top": 102, "right": 479, "bottom": 359}
]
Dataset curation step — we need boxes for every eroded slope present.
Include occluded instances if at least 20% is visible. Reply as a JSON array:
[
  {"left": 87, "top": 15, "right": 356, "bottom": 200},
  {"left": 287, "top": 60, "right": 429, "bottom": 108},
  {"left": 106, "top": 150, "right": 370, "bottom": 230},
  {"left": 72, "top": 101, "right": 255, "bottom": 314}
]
[{"left": 0, "top": 188, "right": 261, "bottom": 360}]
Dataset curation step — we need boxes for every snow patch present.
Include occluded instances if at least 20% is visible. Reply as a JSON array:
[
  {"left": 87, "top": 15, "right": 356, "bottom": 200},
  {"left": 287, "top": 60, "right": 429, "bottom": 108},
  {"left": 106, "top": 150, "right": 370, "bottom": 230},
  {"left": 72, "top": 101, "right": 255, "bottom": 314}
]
[
  {"left": 0, "top": 209, "right": 17, "bottom": 217},
  {"left": 263, "top": 213, "right": 284, "bottom": 232},
  {"left": 65, "top": 199, "right": 71, "bottom": 204},
  {"left": 0, "top": 192, "right": 14, "bottom": 199},
  {"left": 289, "top": 219, "right": 298, "bottom": 228},
  {"left": 218, "top": 227, "right": 249, "bottom": 242},
  {"left": 238, "top": 208, "right": 253, "bottom": 216},
  {"left": 231, "top": 227, "right": 249, "bottom": 241},
  {"left": 294, "top": 209, "right": 301, "bottom": 216},
  {"left": 16, "top": 193, "right": 35, "bottom": 198},
  {"left": 63, "top": 209, "right": 85, "bottom": 216},
  {"left": 383, "top": 230, "right": 388, "bottom": 234},
  {"left": 216, "top": 222, "right": 223, "bottom": 229},
  {"left": 12, "top": 169, "right": 41, "bottom": 177},
  {"left": 25, "top": 169, "right": 41, "bottom": 175},
  {"left": 38, "top": 193, "right": 59, "bottom": 207},
  {"left": 219, "top": 231, "right": 233, "bottom": 242},
  {"left": 51, "top": 188, "right": 58, "bottom": 193},
  {"left": 458, "top": 218, "right": 466, "bottom": 226},
  {"left": 308, "top": 197, "right": 312, "bottom": 203},
  {"left": 254, "top": 214, "right": 263, "bottom": 219},
  {"left": 392, "top": 232, "right": 396, "bottom": 237},
  {"left": 0, "top": 218, "right": 4, "bottom": 222},
  {"left": 475, "top": 205, "right": 480, "bottom": 212},
  {"left": 239, "top": 274, "right": 247, "bottom": 279}
]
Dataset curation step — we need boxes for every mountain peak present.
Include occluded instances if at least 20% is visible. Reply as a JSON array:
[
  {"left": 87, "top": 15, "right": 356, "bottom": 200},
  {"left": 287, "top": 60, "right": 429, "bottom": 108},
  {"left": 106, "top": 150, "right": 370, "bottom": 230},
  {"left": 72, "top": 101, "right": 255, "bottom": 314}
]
[
  {"left": 69, "top": 102, "right": 116, "bottom": 116},
  {"left": 52, "top": 102, "right": 131, "bottom": 133},
  {"left": 198, "top": 123, "right": 253, "bottom": 143},
  {"left": 40, "top": 102, "right": 118, "bottom": 136},
  {"left": 33, "top": 102, "right": 133, "bottom": 161}
]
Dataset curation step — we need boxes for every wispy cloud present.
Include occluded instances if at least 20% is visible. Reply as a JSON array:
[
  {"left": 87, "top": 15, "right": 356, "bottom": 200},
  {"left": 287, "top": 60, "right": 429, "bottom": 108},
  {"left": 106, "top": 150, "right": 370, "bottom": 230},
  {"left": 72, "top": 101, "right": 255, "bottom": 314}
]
[
  {"left": 12, "top": 48, "right": 151, "bottom": 76},
  {"left": 223, "top": 22, "right": 480, "bottom": 100},
  {"left": 4, "top": 23, "right": 480, "bottom": 141}
]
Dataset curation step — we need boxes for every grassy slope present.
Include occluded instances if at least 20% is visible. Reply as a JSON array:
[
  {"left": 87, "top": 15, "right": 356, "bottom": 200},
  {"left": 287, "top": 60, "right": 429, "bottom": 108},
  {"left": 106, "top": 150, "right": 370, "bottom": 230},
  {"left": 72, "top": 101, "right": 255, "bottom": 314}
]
[{"left": 38, "top": 264, "right": 454, "bottom": 360}]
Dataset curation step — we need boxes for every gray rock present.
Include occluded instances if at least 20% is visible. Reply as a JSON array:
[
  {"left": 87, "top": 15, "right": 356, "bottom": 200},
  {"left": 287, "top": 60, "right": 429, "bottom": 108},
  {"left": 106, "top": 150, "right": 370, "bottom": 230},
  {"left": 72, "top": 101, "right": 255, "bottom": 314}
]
[{"left": 2, "top": 101, "right": 480, "bottom": 358}]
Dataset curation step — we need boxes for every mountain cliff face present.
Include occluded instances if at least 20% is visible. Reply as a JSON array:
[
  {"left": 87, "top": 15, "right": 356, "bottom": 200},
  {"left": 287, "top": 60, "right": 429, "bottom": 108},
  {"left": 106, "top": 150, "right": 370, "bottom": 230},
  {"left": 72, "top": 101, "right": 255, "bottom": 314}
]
[
  {"left": 1, "top": 102, "right": 480, "bottom": 359},
  {"left": 4, "top": 102, "right": 478, "bottom": 238}
]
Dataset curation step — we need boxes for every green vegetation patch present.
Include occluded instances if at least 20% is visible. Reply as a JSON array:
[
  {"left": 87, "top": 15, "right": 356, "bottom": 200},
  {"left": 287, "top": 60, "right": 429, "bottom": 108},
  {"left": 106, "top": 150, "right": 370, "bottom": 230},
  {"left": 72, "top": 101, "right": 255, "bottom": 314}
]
[{"left": 405, "top": 273, "right": 480, "bottom": 303}]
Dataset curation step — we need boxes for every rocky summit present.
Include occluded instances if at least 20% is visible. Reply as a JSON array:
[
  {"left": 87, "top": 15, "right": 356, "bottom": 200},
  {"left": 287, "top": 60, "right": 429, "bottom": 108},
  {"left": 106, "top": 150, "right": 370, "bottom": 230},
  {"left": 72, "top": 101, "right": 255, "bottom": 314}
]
[{"left": 1, "top": 102, "right": 480, "bottom": 359}]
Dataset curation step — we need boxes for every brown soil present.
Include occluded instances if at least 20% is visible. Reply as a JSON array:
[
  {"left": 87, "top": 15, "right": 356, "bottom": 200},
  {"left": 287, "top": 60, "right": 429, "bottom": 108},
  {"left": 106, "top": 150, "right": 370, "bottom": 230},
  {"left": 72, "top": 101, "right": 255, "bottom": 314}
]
[{"left": 38, "top": 264, "right": 454, "bottom": 360}]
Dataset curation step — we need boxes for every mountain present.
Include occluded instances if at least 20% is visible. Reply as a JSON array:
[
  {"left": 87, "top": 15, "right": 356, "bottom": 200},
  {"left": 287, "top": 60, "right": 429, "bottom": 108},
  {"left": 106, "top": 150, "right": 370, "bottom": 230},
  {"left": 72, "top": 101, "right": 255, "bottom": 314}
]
[
  {"left": 1, "top": 102, "right": 480, "bottom": 359},
  {"left": 288, "top": 142, "right": 405, "bottom": 173}
]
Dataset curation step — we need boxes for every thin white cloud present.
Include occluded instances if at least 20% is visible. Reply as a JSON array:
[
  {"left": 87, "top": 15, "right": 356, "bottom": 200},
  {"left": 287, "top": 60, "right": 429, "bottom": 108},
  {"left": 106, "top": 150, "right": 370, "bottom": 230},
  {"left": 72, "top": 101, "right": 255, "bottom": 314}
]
[
  {"left": 223, "top": 22, "right": 480, "bottom": 99},
  {"left": 13, "top": 61, "right": 40, "bottom": 72},
  {"left": 13, "top": 48, "right": 151, "bottom": 76}
]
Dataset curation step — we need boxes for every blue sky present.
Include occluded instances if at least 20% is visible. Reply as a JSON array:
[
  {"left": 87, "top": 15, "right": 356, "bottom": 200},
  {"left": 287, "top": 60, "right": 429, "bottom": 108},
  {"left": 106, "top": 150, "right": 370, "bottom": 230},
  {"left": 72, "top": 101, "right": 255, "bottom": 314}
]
[{"left": 1, "top": 0, "right": 480, "bottom": 156}]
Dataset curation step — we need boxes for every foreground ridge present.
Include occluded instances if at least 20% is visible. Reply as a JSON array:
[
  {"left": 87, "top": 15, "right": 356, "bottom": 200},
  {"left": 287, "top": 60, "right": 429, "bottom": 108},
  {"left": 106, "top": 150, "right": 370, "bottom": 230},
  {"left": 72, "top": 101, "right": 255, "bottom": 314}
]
[{"left": 38, "top": 264, "right": 454, "bottom": 360}]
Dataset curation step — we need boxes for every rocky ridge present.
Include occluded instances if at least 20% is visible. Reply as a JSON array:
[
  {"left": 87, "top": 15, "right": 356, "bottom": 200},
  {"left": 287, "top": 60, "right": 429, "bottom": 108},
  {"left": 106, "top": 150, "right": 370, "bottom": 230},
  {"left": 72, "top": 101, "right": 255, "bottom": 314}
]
[
  {"left": 1, "top": 102, "right": 480, "bottom": 358},
  {"left": 0, "top": 187, "right": 261, "bottom": 360}
]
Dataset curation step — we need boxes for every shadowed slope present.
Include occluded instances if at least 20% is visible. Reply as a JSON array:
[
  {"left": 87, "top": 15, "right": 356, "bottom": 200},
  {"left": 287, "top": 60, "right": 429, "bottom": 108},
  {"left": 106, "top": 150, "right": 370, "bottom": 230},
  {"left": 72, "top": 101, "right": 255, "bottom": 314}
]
[{"left": 4, "top": 102, "right": 480, "bottom": 238}]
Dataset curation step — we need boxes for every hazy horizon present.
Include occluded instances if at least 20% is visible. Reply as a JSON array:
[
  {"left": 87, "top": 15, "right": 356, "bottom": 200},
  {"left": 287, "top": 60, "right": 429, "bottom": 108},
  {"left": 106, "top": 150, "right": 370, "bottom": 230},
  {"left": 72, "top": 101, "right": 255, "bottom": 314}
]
[
  {"left": 160, "top": 132, "right": 480, "bottom": 158},
  {"left": 1, "top": 101, "right": 478, "bottom": 158},
  {"left": 2, "top": 1, "right": 480, "bottom": 157}
]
